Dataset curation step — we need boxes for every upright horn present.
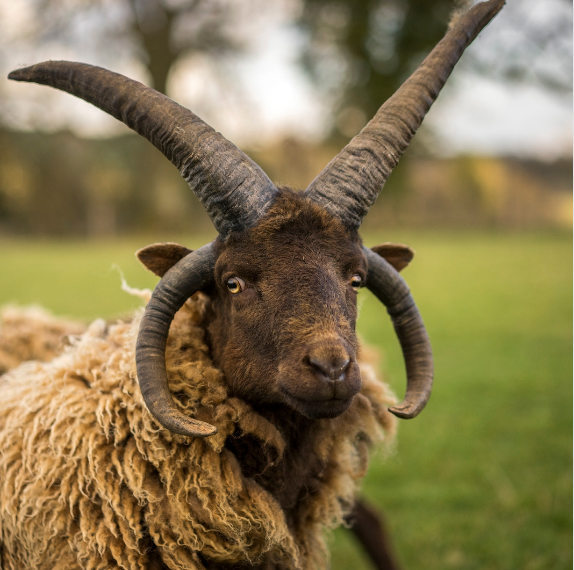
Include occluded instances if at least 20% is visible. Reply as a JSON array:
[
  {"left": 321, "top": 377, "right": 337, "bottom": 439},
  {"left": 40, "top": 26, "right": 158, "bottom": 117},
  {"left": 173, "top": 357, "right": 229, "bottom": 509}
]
[
  {"left": 8, "top": 61, "right": 281, "bottom": 437},
  {"left": 304, "top": 0, "right": 505, "bottom": 229},
  {"left": 305, "top": 0, "right": 504, "bottom": 419},
  {"left": 8, "top": 61, "right": 278, "bottom": 236}
]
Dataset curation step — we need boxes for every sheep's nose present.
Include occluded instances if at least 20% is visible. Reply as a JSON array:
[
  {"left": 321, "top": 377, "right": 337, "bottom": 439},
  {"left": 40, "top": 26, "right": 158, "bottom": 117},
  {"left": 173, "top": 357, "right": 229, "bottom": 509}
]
[{"left": 307, "top": 351, "right": 351, "bottom": 382}]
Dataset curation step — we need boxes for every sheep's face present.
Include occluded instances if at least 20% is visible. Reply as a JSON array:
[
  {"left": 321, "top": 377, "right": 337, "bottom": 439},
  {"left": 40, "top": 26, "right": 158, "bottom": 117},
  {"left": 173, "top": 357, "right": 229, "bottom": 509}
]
[
  {"left": 207, "top": 190, "right": 366, "bottom": 419},
  {"left": 138, "top": 189, "right": 413, "bottom": 421}
]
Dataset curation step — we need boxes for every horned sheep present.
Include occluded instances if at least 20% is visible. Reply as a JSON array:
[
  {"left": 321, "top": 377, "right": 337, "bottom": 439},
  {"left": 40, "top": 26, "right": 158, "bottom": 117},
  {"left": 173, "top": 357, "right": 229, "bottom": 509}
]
[
  {"left": 0, "top": 294, "right": 399, "bottom": 569},
  {"left": 0, "top": 2, "right": 504, "bottom": 569}
]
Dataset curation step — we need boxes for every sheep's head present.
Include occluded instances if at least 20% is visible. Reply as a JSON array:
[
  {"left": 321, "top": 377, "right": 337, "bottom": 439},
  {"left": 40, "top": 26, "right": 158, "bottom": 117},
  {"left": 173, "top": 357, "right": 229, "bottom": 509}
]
[
  {"left": 8, "top": 0, "right": 505, "bottom": 436},
  {"left": 137, "top": 190, "right": 414, "bottom": 422}
]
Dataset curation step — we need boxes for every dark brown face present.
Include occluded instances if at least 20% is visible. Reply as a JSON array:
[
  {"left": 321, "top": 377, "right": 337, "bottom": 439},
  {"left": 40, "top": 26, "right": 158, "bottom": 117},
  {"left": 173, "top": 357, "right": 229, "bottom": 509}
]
[{"left": 206, "top": 190, "right": 367, "bottom": 420}]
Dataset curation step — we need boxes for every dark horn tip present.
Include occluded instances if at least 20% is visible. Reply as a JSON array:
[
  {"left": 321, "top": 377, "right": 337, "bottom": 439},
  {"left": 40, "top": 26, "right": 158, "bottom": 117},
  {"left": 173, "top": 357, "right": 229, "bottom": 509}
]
[
  {"left": 8, "top": 63, "right": 49, "bottom": 81},
  {"left": 8, "top": 68, "right": 27, "bottom": 81},
  {"left": 165, "top": 417, "right": 219, "bottom": 438},
  {"left": 190, "top": 423, "right": 219, "bottom": 438},
  {"left": 388, "top": 400, "right": 428, "bottom": 420}
]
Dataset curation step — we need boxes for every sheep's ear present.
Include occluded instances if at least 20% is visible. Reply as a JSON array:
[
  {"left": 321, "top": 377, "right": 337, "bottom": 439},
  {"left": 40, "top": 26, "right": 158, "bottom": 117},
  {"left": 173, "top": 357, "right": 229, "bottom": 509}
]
[
  {"left": 370, "top": 243, "right": 414, "bottom": 272},
  {"left": 136, "top": 242, "right": 193, "bottom": 277}
]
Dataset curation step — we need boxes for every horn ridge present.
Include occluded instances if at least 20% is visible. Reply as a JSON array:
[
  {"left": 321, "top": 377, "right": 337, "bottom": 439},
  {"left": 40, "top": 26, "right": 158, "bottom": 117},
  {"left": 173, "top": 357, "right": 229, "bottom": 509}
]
[
  {"left": 8, "top": 61, "right": 278, "bottom": 236},
  {"left": 305, "top": 0, "right": 505, "bottom": 229}
]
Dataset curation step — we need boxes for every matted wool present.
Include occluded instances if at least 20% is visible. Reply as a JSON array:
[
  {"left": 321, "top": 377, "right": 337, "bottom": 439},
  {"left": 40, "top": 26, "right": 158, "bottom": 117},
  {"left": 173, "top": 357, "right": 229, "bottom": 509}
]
[
  {"left": 0, "top": 296, "right": 396, "bottom": 569},
  {"left": 0, "top": 305, "right": 86, "bottom": 375}
]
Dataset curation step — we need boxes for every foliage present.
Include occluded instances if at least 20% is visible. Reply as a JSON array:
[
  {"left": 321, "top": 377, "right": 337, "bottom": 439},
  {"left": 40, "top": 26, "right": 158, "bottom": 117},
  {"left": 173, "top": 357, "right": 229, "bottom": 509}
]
[
  {"left": 298, "top": 0, "right": 455, "bottom": 138},
  {"left": 298, "top": 0, "right": 573, "bottom": 140},
  {"left": 3, "top": 0, "right": 256, "bottom": 95},
  {"left": 4, "top": 0, "right": 571, "bottom": 140},
  {"left": 0, "top": 229, "right": 570, "bottom": 569},
  {"left": 1, "top": 125, "right": 570, "bottom": 236},
  {"left": 0, "top": 128, "right": 215, "bottom": 237}
]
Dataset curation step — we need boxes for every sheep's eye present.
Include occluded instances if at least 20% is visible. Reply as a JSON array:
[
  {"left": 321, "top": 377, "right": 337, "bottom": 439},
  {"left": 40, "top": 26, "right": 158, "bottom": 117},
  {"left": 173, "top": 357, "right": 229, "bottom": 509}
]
[
  {"left": 350, "top": 275, "right": 362, "bottom": 290},
  {"left": 226, "top": 277, "right": 245, "bottom": 294}
]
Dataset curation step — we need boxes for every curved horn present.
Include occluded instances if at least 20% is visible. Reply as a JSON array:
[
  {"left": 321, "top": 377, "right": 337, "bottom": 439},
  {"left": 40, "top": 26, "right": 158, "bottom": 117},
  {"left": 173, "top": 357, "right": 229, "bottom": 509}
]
[
  {"left": 136, "top": 243, "right": 217, "bottom": 437},
  {"left": 305, "top": 0, "right": 505, "bottom": 229},
  {"left": 363, "top": 247, "right": 433, "bottom": 419},
  {"left": 8, "top": 61, "right": 278, "bottom": 236}
]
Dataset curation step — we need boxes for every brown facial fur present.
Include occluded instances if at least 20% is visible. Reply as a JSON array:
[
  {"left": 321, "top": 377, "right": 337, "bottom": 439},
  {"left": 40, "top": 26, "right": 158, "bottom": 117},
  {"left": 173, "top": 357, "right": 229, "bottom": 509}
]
[{"left": 205, "top": 189, "right": 366, "bottom": 420}]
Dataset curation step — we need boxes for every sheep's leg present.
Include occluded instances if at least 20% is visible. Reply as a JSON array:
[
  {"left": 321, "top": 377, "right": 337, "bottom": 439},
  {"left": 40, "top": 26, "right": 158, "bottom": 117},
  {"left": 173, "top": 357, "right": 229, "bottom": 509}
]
[{"left": 347, "top": 499, "right": 401, "bottom": 570}]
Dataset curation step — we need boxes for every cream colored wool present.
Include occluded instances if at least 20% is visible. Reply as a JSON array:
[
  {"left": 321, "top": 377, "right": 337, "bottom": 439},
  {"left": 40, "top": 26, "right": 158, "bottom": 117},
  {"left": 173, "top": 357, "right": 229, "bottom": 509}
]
[
  {"left": 0, "top": 305, "right": 86, "bottom": 375},
  {"left": 0, "top": 295, "right": 396, "bottom": 570}
]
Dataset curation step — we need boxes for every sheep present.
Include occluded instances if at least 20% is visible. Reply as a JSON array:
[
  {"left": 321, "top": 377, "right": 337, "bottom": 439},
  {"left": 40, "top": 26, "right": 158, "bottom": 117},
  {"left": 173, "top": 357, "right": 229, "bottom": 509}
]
[
  {"left": 0, "top": 291, "right": 397, "bottom": 569},
  {"left": 0, "top": 305, "right": 85, "bottom": 375},
  {"left": 1, "top": 1, "right": 504, "bottom": 569}
]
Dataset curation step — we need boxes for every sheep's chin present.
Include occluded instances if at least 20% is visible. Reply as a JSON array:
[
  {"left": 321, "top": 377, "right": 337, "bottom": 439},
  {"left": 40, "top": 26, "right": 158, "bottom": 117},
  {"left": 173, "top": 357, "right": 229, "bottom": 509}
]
[{"left": 279, "top": 389, "right": 355, "bottom": 420}]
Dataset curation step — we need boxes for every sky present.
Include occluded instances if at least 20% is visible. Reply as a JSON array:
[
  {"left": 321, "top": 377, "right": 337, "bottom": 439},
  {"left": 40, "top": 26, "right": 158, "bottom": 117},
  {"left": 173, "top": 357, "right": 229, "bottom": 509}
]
[
  {"left": 1, "top": 0, "right": 572, "bottom": 160},
  {"left": 427, "top": 74, "right": 572, "bottom": 160}
]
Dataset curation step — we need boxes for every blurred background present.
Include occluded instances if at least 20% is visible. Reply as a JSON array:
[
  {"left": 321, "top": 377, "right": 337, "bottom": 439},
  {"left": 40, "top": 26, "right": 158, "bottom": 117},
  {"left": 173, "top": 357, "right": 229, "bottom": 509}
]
[
  {"left": 0, "top": 0, "right": 571, "bottom": 236},
  {"left": 0, "top": 0, "right": 571, "bottom": 568}
]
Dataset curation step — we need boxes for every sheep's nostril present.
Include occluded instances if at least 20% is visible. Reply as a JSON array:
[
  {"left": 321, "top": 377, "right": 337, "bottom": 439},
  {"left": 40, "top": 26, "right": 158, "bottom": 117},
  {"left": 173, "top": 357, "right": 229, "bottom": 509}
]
[{"left": 307, "top": 355, "right": 351, "bottom": 381}]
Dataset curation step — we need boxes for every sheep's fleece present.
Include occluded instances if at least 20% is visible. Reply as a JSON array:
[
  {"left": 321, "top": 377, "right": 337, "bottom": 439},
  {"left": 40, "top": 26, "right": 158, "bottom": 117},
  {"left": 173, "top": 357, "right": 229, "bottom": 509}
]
[{"left": 0, "top": 296, "right": 396, "bottom": 570}]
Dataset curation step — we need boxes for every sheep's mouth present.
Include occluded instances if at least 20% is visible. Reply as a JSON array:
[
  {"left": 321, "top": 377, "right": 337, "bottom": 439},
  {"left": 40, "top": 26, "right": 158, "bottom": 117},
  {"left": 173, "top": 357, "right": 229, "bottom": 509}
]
[{"left": 279, "top": 387, "right": 355, "bottom": 420}]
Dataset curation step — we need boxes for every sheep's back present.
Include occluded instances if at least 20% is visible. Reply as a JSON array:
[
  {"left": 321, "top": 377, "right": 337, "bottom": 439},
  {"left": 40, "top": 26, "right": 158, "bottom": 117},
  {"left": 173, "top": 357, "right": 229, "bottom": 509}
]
[{"left": 0, "top": 305, "right": 86, "bottom": 375}]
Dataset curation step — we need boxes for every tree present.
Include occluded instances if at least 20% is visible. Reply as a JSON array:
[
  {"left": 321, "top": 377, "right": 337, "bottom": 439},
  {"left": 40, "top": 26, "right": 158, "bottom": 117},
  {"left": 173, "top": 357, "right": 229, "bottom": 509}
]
[
  {"left": 4, "top": 0, "right": 261, "bottom": 95},
  {"left": 0, "top": 0, "right": 273, "bottom": 236},
  {"left": 298, "top": 0, "right": 573, "bottom": 140},
  {"left": 3, "top": 0, "right": 570, "bottom": 139}
]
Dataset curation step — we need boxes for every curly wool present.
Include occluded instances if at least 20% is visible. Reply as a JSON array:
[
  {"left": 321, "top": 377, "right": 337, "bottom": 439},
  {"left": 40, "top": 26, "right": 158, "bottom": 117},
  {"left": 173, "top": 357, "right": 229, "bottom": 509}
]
[
  {"left": 0, "top": 305, "right": 86, "bottom": 375},
  {"left": 0, "top": 296, "right": 396, "bottom": 570}
]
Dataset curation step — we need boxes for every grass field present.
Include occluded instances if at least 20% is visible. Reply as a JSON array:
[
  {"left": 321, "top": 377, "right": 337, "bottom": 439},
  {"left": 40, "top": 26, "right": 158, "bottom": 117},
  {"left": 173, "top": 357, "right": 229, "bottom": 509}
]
[{"left": 0, "top": 229, "right": 571, "bottom": 570}]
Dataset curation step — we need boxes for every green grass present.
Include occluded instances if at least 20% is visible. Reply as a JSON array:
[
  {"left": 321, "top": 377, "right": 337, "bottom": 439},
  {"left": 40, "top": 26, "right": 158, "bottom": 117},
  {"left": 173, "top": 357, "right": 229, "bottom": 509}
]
[{"left": 0, "top": 230, "right": 571, "bottom": 570}]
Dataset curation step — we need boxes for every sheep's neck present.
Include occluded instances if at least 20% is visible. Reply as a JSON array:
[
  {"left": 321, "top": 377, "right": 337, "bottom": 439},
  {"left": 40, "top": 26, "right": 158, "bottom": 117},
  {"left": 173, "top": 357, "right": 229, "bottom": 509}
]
[{"left": 225, "top": 406, "right": 322, "bottom": 524}]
